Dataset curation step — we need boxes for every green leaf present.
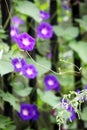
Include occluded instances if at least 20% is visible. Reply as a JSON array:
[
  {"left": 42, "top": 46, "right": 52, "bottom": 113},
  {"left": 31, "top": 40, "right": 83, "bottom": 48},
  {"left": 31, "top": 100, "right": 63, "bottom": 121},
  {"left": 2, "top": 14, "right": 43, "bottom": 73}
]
[
  {"left": 76, "top": 15, "right": 87, "bottom": 31},
  {"left": 57, "top": 75, "right": 74, "bottom": 92},
  {"left": 0, "top": 90, "right": 20, "bottom": 111},
  {"left": 6, "top": 125, "right": 16, "bottom": 130},
  {"left": 11, "top": 80, "right": 32, "bottom": 97},
  {"left": 64, "top": 27, "right": 79, "bottom": 40},
  {"left": 53, "top": 26, "right": 79, "bottom": 40},
  {"left": 0, "top": 42, "right": 9, "bottom": 52},
  {"left": 81, "top": 106, "right": 87, "bottom": 121},
  {"left": 15, "top": 87, "right": 32, "bottom": 97},
  {"left": 27, "top": 56, "right": 51, "bottom": 76},
  {"left": 0, "top": 60, "right": 14, "bottom": 76},
  {"left": 76, "top": 19, "right": 87, "bottom": 31},
  {"left": 0, "top": 115, "right": 15, "bottom": 130},
  {"left": 53, "top": 26, "right": 65, "bottom": 36},
  {"left": 0, "top": 28, "right": 5, "bottom": 33},
  {"left": 13, "top": 82, "right": 32, "bottom": 97},
  {"left": 16, "top": 1, "right": 40, "bottom": 23},
  {"left": 69, "top": 41, "right": 87, "bottom": 63},
  {"left": 37, "top": 89, "right": 60, "bottom": 107},
  {"left": 36, "top": 56, "right": 51, "bottom": 76},
  {"left": 83, "top": 15, "right": 87, "bottom": 21}
]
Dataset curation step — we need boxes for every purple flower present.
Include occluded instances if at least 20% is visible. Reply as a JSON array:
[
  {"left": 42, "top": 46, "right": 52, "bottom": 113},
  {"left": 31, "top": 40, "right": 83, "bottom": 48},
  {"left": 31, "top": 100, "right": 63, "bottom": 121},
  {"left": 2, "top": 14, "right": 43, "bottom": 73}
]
[
  {"left": 11, "top": 16, "right": 24, "bottom": 27},
  {"left": 37, "top": 22, "right": 53, "bottom": 39},
  {"left": 19, "top": 104, "right": 33, "bottom": 121},
  {"left": 69, "top": 110, "right": 76, "bottom": 122},
  {"left": 44, "top": 74, "right": 60, "bottom": 91},
  {"left": 12, "top": 58, "right": 26, "bottom": 72},
  {"left": 60, "top": 99, "right": 76, "bottom": 122},
  {"left": 76, "top": 89, "right": 86, "bottom": 101},
  {"left": 22, "top": 64, "right": 38, "bottom": 79},
  {"left": 19, "top": 103, "right": 40, "bottom": 121},
  {"left": 46, "top": 52, "right": 52, "bottom": 59},
  {"left": 40, "top": 10, "right": 50, "bottom": 20},
  {"left": 62, "top": 0, "right": 70, "bottom": 10},
  {"left": 16, "top": 32, "right": 36, "bottom": 51},
  {"left": 31, "top": 104, "right": 40, "bottom": 121},
  {"left": 10, "top": 26, "right": 19, "bottom": 42}
]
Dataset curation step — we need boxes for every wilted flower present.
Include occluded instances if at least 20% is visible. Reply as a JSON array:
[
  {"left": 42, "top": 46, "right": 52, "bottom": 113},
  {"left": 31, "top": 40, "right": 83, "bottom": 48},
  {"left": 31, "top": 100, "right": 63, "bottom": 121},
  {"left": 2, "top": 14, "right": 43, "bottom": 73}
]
[
  {"left": 16, "top": 32, "right": 36, "bottom": 51},
  {"left": 37, "top": 22, "right": 53, "bottom": 39},
  {"left": 40, "top": 10, "right": 50, "bottom": 20},
  {"left": 22, "top": 64, "right": 38, "bottom": 79},
  {"left": 12, "top": 58, "right": 26, "bottom": 72},
  {"left": 44, "top": 74, "right": 60, "bottom": 91},
  {"left": 11, "top": 16, "right": 24, "bottom": 27},
  {"left": 19, "top": 103, "right": 40, "bottom": 121},
  {"left": 51, "top": 109, "right": 57, "bottom": 117}
]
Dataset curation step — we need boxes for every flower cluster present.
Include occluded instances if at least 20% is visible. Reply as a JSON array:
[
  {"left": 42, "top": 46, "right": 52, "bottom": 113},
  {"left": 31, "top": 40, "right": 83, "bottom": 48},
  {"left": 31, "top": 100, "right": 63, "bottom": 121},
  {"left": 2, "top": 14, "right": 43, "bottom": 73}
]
[
  {"left": 11, "top": 16, "right": 36, "bottom": 52},
  {"left": 60, "top": 99, "right": 76, "bottom": 122},
  {"left": 44, "top": 74, "right": 60, "bottom": 91},
  {"left": 11, "top": 16, "right": 24, "bottom": 42},
  {"left": 12, "top": 57, "right": 38, "bottom": 79},
  {"left": 37, "top": 10, "right": 53, "bottom": 39},
  {"left": 19, "top": 103, "right": 40, "bottom": 121}
]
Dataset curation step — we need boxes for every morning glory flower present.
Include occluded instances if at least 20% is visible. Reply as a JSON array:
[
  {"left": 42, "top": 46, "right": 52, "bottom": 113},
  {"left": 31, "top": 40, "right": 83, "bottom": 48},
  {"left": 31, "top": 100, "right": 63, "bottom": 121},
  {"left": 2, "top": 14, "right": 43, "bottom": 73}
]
[
  {"left": 22, "top": 64, "right": 38, "bottom": 79},
  {"left": 62, "top": 0, "right": 70, "bottom": 10},
  {"left": 40, "top": 10, "right": 50, "bottom": 20},
  {"left": 44, "top": 74, "right": 60, "bottom": 91},
  {"left": 11, "top": 16, "right": 24, "bottom": 27},
  {"left": 37, "top": 22, "right": 53, "bottom": 39},
  {"left": 12, "top": 58, "right": 26, "bottom": 72},
  {"left": 69, "top": 110, "right": 76, "bottom": 122},
  {"left": 10, "top": 26, "right": 19, "bottom": 42},
  {"left": 19, "top": 103, "right": 40, "bottom": 121},
  {"left": 60, "top": 99, "right": 76, "bottom": 122},
  {"left": 31, "top": 104, "right": 40, "bottom": 121},
  {"left": 16, "top": 32, "right": 36, "bottom": 51},
  {"left": 19, "top": 103, "right": 34, "bottom": 121}
]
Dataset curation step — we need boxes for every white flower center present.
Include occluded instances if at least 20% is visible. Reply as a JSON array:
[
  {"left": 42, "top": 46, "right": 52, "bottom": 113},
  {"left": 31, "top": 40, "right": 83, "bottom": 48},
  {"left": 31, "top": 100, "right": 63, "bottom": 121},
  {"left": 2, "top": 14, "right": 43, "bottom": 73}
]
[
  {"left": 22, "top": 38, "right": 30, "bottom": 46},
  {"left": 41, "top": 28, "right": 48, "bottom": 35},
  {"left": 26, "top": 68, "right": 33, "bottom": 75},
  {"left": 11, "top": 30, "right": 16, "bottom": 36},
  {"left": 48, "top": 80, "right": 54, "bottom": 86},
  {"left": 16, "top": 63, "right": 21, "bottom": 68},
  {"left": 22, "top": 109, "right": 29, "bottom": 116}
]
